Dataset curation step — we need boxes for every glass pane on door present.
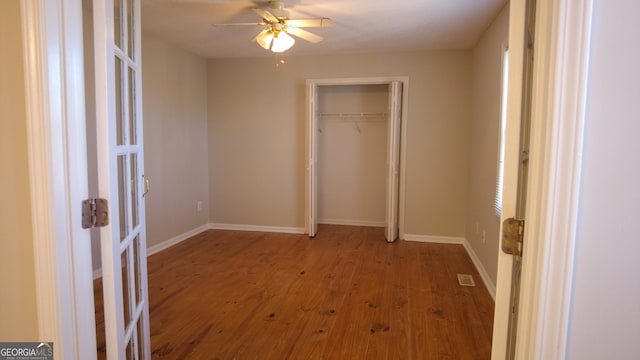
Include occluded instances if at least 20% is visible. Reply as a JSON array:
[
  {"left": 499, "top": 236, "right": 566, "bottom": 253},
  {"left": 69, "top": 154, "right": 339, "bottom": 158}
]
[
  {"left": 127, "top": 0, "right": 135, "bottom": 60},
  {"left": 121, "top": 247, "right": 131, "bottom": 327},
  {"left": 125, "top": 337, "right": 134, "bottom": 360},
  {"left": 114, "top": 0, "right": 123, "bottom": 49},
  {"left": 136, "top": 319, "right": 145, "bottom": 359},
  {"left": 128, "top": 66, "right": 137, "bottom": 145},
  {"left": 130, "top": 153, "right": 139, "bottom": 229},
  {"left": 133, "top": 235, "right": 141, "bottom": 305},
  {"left": 115, "top": 57, "right": 124, "bottom": 145},
  {"left": 118, "top": 155, "right": 128, "bottom": 241}
]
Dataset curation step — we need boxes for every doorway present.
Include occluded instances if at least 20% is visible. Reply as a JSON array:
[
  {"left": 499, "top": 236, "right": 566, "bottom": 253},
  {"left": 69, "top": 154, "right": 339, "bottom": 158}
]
[
  {"left": 316, "top": 84, "right": 389, "bottom": 228},
  {"left": 306, "top": 77, "right": 408, "bottom": 241},
  {"left": 21, "top": 0, "right": 591, "bottom": 357}
]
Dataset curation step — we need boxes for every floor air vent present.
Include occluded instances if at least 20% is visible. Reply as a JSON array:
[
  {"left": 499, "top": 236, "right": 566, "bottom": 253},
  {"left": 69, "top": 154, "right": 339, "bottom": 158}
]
[{"left": 457, "top": 274, "right": 476, "bottom": 287}]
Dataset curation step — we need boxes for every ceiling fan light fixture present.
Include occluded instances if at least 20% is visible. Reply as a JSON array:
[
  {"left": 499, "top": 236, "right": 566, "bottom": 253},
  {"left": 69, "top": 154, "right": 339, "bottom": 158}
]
[
  {"left": 270, "top": 31, "right": 295, "bottom": 53},
  {"left": 222, "top": 2, "right": 329, "bottom": 54},
  {"left": 255, "top": 29, "right": 274, "bottom": 50}
]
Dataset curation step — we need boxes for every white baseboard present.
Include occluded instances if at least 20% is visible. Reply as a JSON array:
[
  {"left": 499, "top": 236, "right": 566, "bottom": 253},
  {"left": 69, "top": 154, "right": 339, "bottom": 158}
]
[
  {"left": 462, "top": 240, "right": 497, "bottom": 300},
  {"left": 147, "top": 223, "right": 211, "bottom": 257},
  {"left": 209, "top": 223, "right": 305, "bottom": 234},
  {"left": 318, "top": 218, "right": 385, "bottom": 227},
  {"left": 402, "top": 234, "right": 465, "bottom": 244}
]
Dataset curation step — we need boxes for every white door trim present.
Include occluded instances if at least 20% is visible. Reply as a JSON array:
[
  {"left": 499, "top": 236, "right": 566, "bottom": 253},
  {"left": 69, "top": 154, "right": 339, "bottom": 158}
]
[
  {"left": 515, "top": 0, "right": 593, "bottom": 358},
  {"left": 305, "top": 76, "right": 409, "bottom": 238},
  {"left": 21, "top": 0, "right": 96, "bottom": 359}
]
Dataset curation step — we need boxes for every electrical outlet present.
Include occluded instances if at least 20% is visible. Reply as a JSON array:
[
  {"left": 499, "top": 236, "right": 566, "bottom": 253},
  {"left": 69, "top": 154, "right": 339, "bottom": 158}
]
[{"left": 197, "top": 201, "right": 202, "bottom": 212}]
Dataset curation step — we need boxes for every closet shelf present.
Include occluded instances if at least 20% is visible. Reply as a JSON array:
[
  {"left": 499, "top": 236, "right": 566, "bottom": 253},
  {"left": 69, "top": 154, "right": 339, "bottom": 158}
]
[
  {"left": 319, "top": 112, "right": 388, "bottom": 120},
  {"left": 317, "top": 112, "right": 388, "bottom": 133}
]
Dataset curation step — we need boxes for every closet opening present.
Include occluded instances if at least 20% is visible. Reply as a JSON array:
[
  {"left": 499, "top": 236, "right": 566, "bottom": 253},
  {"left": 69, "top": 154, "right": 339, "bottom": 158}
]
[{"left": 306, "top": 77, "right": 408, "bottom": 242}]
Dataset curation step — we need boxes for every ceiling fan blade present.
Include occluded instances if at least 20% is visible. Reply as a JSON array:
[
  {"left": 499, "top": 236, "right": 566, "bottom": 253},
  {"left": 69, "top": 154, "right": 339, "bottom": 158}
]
[
  {"left": 213, "top": 22, "right": 265, "bottom": 27},
  {"left": 286, "top": 27, "right": 323, "bottom": 43},
  {"left": 285, "top": 18, "right": 335, "bottom": 28},
  {"left": 253, "top": 8, "right": 279, "bottom": 23}
]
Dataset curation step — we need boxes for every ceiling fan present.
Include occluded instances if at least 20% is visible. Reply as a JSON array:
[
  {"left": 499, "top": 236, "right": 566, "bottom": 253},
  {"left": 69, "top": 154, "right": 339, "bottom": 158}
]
[{"left": 214, "top": 1, "right": 335, "bottom": 53}]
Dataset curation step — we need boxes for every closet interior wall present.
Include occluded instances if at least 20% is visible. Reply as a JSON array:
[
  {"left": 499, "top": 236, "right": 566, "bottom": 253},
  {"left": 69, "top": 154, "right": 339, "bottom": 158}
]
[{"left": 317, "top": 84, "right": 390, "bottom": 227}]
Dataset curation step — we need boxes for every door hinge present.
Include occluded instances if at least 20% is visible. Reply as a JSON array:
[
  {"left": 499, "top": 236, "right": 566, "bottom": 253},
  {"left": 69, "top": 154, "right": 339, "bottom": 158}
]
[
  {"left": 82, "top": 198, "right": 109, "bottom": 229},
  {"left": 501, "top": 217, "right": 524, "bottom": 256}
]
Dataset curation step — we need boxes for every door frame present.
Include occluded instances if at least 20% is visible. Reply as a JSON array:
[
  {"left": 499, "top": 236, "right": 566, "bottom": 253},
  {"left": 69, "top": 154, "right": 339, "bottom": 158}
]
[
  {"left": 507, "top": 0, "right": 593, "bottom": 358},
  {"left": 21, "top": 0, "right": 96, "bottom": 358},
  {"left": 305, "top": 76, "right": 409, "bottom": 238},
  {"left": 21, "top": 0, "right": 592, "bottom": 358}
]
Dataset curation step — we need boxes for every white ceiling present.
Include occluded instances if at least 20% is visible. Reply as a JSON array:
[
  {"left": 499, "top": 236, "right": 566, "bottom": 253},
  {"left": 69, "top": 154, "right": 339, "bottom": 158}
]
[{"left": 141, "top": 0, "right": 507, "bottom": 59}]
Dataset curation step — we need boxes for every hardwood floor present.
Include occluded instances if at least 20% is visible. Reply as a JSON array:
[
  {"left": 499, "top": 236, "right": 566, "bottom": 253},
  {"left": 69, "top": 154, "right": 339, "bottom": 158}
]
[{"left": 95, "top": 224, "right": 494, "bottom": 359}]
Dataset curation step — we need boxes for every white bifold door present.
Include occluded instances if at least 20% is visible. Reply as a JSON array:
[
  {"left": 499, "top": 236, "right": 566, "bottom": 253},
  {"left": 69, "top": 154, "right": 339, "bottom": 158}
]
[
  {"left": 94, "top": 0, "right": 151, "bottom": 358},
  {"left": 306, "top": 82, "right": 319, "bottom": 237},
  {"left": 384, "top": 81, "right": 402, "bottom": 242}
]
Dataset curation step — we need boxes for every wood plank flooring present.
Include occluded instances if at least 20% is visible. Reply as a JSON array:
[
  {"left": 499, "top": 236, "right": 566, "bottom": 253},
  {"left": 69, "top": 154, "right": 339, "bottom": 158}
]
[{"left": 95, "top": 224, "right": 494, "bottom": 359}]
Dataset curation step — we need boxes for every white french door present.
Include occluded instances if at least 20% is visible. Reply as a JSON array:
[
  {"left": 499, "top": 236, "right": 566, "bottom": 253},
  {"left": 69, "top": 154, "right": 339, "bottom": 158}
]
[
  {"left": 94, "top": 0, "right": 151, "bottom": 358},
  {"left": 384, "top": 81, "right": 402, "bottom": 242}
]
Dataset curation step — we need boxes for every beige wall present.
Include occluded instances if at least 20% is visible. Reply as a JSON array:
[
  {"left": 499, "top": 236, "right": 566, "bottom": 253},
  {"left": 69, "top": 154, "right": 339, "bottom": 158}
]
[
  {"left": 566, "top": 0, "right": 640, "bottom": 358},
  {"left": 466, "top": 5, "right": 509, "bottom": 286},
  {"left": 207, "top": 51, "right": 471, "bottom": 236},
  {"left": 317, "top": 85, "right": 388, "bottom": 225},
  {"left": 142, "top": 35, "right": 210, "bottom": 247},
  {"left": 0, "top": 0, "right": 39, "bottom": 340}
]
